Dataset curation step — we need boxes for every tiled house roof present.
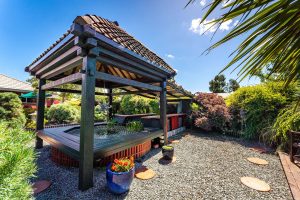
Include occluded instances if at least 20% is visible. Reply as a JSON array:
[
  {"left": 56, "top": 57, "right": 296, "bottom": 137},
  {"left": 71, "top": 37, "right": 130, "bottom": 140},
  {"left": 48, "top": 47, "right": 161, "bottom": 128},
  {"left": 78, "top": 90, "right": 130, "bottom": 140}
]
[{"left": 0, "top": 74, "right": 33, "bottom": 93}]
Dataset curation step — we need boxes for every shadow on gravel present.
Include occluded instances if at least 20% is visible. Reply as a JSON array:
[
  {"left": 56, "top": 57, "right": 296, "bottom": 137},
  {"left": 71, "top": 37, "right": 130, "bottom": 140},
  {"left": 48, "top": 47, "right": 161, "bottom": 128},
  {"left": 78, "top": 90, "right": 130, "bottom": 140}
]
[{"left": 181, "top": 129, "right": 275, "bottom": 154}]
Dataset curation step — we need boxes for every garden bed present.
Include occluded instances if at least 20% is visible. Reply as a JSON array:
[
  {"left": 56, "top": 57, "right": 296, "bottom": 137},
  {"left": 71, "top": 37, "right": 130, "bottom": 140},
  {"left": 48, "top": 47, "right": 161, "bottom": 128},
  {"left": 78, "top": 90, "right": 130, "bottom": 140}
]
[{"left": 34, "top": 130, "right": 292, "bottom": 199}]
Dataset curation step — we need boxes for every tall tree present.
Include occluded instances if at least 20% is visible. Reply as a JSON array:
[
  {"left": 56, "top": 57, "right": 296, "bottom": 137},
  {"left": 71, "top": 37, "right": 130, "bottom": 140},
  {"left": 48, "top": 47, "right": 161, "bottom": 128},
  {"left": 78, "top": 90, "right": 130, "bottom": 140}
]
[
  {"left": 209, "top": 74, "right": 226, "bottom": 93},
  {"left": 227, "top": 79, "right": 240, "bottom": 92},
  {"left": 186, "top": 0, "right": 300, "bottom": 86}
]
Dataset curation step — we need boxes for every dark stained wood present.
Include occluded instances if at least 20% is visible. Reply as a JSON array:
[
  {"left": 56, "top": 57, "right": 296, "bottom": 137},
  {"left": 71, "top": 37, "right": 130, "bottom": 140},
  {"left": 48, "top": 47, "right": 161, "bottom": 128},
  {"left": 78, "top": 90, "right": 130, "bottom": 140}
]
[
  {"left": 36, "top": 79, "right": 46, "bottom": 149},
  {"left": 47, "top": 88, "right": 108, "bottom": 96},
  {"left": 96, "top": 56, "right": 162, "bottom": 81},
  {"left": 41, "top": 56, "right": 83, "bottom": 79},
  {"left": 28, "top": 35, "right": 75, "bottom": 73},
  {"left": 289, "top": 131, "right": 300, "bottom": 162},
  {"left": 97, "top": 47, "right": 165, "bottom": 79},
  {"left": 160, "top": 80, "right": 168, "bottom": 145},
  {"left": 79, "top": 56, "right": 96, "bottom": 190},
  {"left": 108, "top": 88, "right": 113, "bottom": 120},
  {"left": 42, "top": 72, "right": 82, "bottom": 90},
  {"left": 36, "top": 45, "right": 80, "bottom": 76},
  {"left": 94, "top": 71, "right": 162, "bottom": 91},
  {"left": 112, "top": 90, "right": 158, "bottom": 96}
]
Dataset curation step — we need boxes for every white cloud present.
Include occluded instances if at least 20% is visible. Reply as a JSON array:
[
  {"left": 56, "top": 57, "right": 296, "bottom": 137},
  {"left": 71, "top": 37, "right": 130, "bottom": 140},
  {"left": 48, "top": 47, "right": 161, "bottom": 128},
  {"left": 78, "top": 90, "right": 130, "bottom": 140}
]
[
  {"left": 219, "top": 19, "right": 232, "bottom": 31},
  {"left": 200, "top": 0, "right": 206, "bottom": 6},
  {"left": 166, "top": 54, "right": 175, "bottom": 59},
  {"left": 189, "top": 18, "right": 217, "bottom": 35},
  {"left": 190, "top": 18, "right": 235, "bottom": 35}
]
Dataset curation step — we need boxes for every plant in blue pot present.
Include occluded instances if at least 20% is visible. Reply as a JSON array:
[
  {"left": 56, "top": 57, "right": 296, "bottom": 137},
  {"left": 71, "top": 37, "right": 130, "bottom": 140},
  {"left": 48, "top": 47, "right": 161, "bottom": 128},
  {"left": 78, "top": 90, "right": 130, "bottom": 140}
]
[{"left": 106, "top": 156, "right": 135, "bottom": 194}]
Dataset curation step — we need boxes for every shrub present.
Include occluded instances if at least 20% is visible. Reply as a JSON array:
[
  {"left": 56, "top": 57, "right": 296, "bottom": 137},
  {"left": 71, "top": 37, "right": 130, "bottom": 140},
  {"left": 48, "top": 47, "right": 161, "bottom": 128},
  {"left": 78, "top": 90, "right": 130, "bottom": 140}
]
[
  {"left": 0, "top": 92, "right": 26, "bottom": 126},
  {"left": 46, "top": 103, "right": 79, "bottom": 124},
  {"left": 192, "top": 93, "right": 231, "bottom": 132},
  {"left": 119, "top": 95, "right": 159, "bottom": 114},
  {"left": 226, "top": 83, "right": 287, "bottom": 139},
  {"left": 126, "top": 121, "right": 144, "bottom": 132},
  {"left": 263, "top": 105, "right": 300, "bottom": 149},
  {"left": 94, "top": 105, "right": 106, "bottom": 122},
  {"left": 0, "top": 122, "right": 36, "bottom": 199}
]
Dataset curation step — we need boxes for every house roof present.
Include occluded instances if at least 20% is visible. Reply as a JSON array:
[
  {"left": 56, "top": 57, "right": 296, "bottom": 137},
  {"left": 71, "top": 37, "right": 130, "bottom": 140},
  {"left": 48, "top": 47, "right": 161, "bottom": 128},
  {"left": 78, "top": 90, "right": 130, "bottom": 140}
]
[
  {"left": 27, "top": 14, "right": 175, "bottom": 75},
  {"left": 0, "top": 74, "right": 33, "bottom": 93}
]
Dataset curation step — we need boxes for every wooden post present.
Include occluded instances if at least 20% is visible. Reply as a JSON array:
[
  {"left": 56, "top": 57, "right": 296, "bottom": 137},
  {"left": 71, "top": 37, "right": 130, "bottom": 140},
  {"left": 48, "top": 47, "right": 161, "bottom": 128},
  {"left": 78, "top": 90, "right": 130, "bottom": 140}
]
[
  {"left": 79, "top": 55, "right": 96, "bottom": 191},
  {"left": 160, "top": 80, "right": 168, "bottom": 145},
  {"left": 35, "top": 79, "right": 46, "bottom": 149},
  {"left": 108, "top": 88, "right": 113, "bottom": 120}
]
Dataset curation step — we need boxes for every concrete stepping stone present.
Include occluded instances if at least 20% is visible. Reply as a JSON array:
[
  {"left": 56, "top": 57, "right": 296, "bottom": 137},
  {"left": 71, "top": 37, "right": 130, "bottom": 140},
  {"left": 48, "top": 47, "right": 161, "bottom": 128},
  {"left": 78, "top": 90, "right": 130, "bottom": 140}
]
[
  {"left": 135, "top": 166, "right": 156, "bottom": 180},
  {"left": 247, "top": 157, "right": 268, "bottom": 165},
  {"left": 170, "top": 140, "right": 180, "bottom": 144},
  {"left": 240, "top": 177, "right": 271, "bottom": 192},
  {"left": 32, "top": 180, "right": 51, "bottom": 195}
]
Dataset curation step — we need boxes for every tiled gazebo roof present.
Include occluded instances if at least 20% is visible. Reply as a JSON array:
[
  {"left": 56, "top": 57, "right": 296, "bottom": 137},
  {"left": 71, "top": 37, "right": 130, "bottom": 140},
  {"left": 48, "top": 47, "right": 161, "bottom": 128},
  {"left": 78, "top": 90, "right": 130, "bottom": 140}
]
[
  {"left": 27, "top": 14, "right": 176, "bottom": 75},
  {"left": 0, "top": 74, "right": 33, "bottom": 93}
]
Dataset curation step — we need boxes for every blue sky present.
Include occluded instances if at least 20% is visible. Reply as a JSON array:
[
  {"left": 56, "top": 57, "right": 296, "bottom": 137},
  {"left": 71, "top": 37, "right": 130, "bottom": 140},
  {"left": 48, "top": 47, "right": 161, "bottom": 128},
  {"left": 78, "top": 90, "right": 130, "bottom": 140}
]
[{"left": 0, "top": 0, "right": 259, "bottom": 93}]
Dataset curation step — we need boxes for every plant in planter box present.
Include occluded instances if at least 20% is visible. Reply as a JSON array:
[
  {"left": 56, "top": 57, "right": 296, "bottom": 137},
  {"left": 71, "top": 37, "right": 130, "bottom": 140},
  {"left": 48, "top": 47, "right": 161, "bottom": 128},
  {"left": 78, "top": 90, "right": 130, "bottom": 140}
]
[
  {"left": 106, "top": 156, "right": 135, "bottom": 194},
  {"left": 126, "top": 120, "right": 144, "bottom": 132},
  {"left": 162, "top": 145, "right": 174, "bottom": 160}
]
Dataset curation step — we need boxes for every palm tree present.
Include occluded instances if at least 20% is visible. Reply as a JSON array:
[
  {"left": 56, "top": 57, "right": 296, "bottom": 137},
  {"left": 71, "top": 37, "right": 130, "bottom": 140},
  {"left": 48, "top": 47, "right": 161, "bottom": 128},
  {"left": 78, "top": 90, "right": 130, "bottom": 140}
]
[{"left": 186, "top": 0, "right": 300, "bottom": 86}]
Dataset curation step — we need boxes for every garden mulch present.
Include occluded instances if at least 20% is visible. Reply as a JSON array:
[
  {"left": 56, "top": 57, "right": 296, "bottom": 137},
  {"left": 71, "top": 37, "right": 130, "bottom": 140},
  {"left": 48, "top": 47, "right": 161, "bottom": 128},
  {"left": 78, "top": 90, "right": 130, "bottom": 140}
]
[{"left": 32, "top": 130, "right": 292, "bottom": 200}]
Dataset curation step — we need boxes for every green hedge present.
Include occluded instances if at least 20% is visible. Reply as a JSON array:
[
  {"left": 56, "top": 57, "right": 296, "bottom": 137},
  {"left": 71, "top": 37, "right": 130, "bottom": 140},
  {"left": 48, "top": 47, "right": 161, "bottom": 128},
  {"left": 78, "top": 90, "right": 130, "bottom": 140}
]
[
  {"left": 226, "top": 82, "right": 291, "bottom": 139},
  {"left": 46, "top": 103, "right": 80, "bottom": 124},
  {"left": 0, "top": 123, "right": 36, "bottom": 199},
  {"left": 0, "top": 92, "right": 26, "bottom": 126},
  {"left": 119, "top": 95, "right": 159, "bottom": 114}
]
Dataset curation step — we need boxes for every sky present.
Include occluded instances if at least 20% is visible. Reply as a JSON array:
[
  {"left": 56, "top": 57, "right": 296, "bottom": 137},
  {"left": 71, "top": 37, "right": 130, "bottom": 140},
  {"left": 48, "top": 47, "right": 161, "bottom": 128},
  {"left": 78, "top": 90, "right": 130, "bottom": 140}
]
[{"left": 0, "top": 0, "right": 259, "bottom": 93}]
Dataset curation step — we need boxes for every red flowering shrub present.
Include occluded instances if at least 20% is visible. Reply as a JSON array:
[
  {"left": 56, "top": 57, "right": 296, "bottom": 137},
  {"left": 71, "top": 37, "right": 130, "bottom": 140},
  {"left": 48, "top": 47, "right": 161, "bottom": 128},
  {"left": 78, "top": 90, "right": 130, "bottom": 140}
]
[
  {"left": 192, "top": 93, "right": 231, "bottom": 132},
  {"left": 111, "top": 156, "right": 134, "bottom": 172}
]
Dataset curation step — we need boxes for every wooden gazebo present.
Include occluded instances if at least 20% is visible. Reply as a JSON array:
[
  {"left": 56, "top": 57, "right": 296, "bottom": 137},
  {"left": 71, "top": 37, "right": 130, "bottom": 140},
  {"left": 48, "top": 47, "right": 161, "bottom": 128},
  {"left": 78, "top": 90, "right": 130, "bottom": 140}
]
[{"left": 26, "top": 15, "right": 191, "bottom": 190}]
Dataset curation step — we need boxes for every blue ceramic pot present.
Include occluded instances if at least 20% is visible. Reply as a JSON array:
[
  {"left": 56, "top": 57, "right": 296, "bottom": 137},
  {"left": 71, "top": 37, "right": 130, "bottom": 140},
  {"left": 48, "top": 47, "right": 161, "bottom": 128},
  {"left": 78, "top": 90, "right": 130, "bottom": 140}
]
[{"left": 106, "top": 163, "right": 135, "bottom": 194}]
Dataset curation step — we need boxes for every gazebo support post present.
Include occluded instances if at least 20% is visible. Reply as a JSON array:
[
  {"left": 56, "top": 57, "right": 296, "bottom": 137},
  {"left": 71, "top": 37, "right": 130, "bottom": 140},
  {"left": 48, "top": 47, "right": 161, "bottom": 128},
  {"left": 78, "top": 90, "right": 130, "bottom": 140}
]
[
  {"left": 35, "top": 79, "right": 46, "bottom": 149},
  {"left": 79, "top": 55, "right": 96, "bottom": 191},
  {"left": 160, "top": 80, "right": 168, "bottom": 145},
  {"left": 108, "top": 88, "right": 113, "bottom": 120}
]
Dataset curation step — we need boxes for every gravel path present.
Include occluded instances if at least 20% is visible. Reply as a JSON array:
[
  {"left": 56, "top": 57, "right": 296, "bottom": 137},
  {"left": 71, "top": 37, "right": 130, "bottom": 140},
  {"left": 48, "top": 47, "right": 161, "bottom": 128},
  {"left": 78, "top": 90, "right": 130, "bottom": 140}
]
[{"left": 33, "top": 131, "right": 292, "bottom": 200}]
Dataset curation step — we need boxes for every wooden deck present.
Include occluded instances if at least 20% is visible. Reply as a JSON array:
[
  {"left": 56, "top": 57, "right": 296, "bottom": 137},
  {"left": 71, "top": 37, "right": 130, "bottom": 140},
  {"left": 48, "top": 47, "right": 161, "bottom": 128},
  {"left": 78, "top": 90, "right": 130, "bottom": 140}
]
[
  {"left": 38, "top": 124, "right": 163, "bottom": 160},
  {"left": 278, "top": 152, "right": 300, "bottom": 200}
]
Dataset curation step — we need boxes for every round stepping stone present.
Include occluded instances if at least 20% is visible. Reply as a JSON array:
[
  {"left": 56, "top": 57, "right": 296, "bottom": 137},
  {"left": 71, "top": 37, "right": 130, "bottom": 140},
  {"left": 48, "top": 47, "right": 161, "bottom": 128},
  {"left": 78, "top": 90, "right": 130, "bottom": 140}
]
[
  {"left": 32, "top": 180, "right": 51, "bottom": 195},
  {"left": 247, "top": 157, "right": 268, "bottom": 165},
  {"left": 135, "top": 166, "right": 156, "bottom": 180},
  {"left": 171, "top": 140, "right": 180, "bottom": 144},
  {"left": 240, "top": 177, "right": 271, "bottom": 192},
  {"left": 158, "top": 157, "right": 176, "bottom": 165}
]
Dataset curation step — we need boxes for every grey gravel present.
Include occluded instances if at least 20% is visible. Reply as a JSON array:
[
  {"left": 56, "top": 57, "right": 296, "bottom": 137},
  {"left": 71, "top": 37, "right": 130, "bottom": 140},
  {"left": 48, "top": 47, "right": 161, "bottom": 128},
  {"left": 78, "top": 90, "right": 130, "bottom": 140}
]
[{"left": 33, "top": 130, "right": 292, "bottom": 200}]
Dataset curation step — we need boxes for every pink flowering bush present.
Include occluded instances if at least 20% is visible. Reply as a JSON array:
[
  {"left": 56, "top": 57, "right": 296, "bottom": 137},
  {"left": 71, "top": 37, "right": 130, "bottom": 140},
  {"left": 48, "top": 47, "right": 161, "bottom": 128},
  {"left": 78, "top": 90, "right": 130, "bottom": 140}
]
[{"left": 192, "top": 93, "right": 231, "bottom": 132}]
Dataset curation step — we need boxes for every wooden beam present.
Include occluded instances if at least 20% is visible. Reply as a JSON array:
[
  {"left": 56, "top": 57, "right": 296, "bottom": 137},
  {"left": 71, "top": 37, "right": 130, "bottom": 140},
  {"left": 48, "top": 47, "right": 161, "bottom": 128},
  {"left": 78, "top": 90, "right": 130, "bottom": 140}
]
[
  {"left": 79, "top": 56, "right": 96, "bottom": 191},
  {"left": 47, "top": 88, "right": 108, "bottom": 96},
  {"left": 42, "top": 72, "right": 82, "bottom": 90},
  {"left": 112, "top": 90, "right": 158, "bottom": 96},
  {"left": 36, "top": 46, "right": 80, "bottom": 76},
  {"left": 28, "top": 34, "right": 75, "bottom": 72},
  {"left": 96, "top": 56, "right": 162, "bottom": 81},
  {"left": 160, "top": 80, "right": 168, "bottom": 145},
  {"left": 71, "top": 23, "right": 174, "bottom": 77},
  {"left": 36, "top": 79, "right": 46, "bottom": 149},
  {"left": 108, "top": 88, "right": 113, "bottom": 120},
  {"left": 94, "top": 71, "right": 161, "bottom": 91},
  {"left": 41, "top": 56, "right": 83, "bottom": 79},
  {"left": 97, "top": 47, "right": 165, "bottom": 79}
]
